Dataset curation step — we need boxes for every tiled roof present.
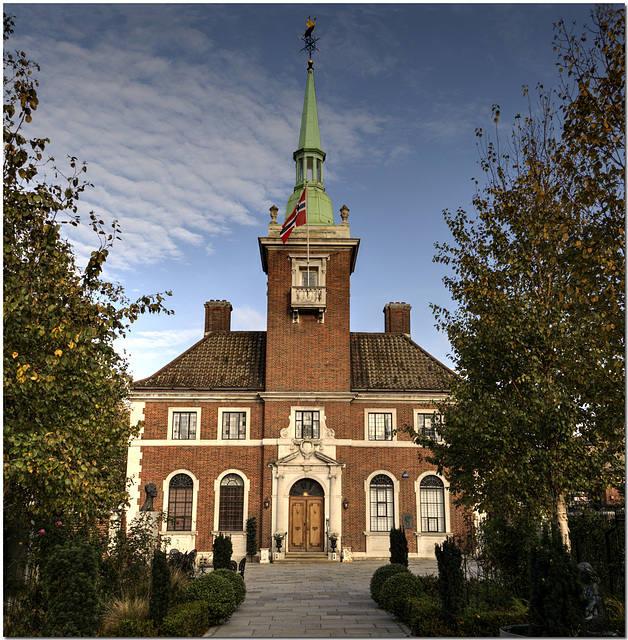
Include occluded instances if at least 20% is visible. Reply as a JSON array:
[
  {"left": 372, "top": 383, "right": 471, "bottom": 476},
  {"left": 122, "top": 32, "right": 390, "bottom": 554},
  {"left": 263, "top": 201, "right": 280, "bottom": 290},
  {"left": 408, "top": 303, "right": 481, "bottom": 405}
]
[
  {"left": 132, "top": 331, "right": 266, "bottom": 390},
  {"left": 350, "top": 333, "right": 454, "bottom": 391},
  {"left": 132, "top": 331, "right": 454, "bottom": 392}
]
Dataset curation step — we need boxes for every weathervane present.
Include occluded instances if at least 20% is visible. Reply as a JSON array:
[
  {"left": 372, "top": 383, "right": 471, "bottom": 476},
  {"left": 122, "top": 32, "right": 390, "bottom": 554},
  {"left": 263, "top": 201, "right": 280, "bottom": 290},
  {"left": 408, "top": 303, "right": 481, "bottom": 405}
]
[{"left": 300, "top": 16, "right": 319, "bottom": 66}]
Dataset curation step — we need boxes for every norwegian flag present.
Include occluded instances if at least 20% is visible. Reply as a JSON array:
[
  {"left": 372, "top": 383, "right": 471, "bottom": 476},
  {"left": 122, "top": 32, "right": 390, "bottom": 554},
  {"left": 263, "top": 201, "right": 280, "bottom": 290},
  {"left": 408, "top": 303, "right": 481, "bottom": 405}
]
[{"left": 280, "top": 186, "right": 307, "bottom": 243}]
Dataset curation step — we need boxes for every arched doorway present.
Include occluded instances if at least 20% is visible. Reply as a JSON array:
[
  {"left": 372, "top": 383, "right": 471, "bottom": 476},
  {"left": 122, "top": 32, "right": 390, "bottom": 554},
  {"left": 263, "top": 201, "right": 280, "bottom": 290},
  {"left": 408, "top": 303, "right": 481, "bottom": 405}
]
[{"left": 289, "top": 478, "right": 325, "bottom": 552}]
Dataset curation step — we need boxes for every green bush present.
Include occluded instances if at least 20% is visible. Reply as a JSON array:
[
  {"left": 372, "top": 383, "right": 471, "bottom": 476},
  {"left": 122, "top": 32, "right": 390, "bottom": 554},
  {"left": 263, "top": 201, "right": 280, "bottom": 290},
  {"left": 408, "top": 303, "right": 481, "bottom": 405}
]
[
  {"left": 183, "top": 573, "right": 236, "bottom": 623},
  {"left": 40, "top": 539, "right": 100, "bottom": 636},
  {"left": 415, "top": 573, "right": 439, "bottom": 597},
  {"left": 380, "top": 571, "right": 425, "bottom": 622},
  {"left": 456, "top": 609, "right": 527, "bottom": 637},
  {"left": 606, "top": 595, "right": 626, "bottom": 635},
  {"left": 389, "top": 526, "right": 409, "bottom": 567},
  {"left": 369, "top": 563, "right": 409, "bottom": 605},
  {"left": 149, "top": 549, "right": 171, "bottom": 626},
  {"left": 529, "top": 526, "right": 587, "bottom": 637},
  {"left": 435, "top": 536, "right": 465, "bottom": 623},
  {"left": 160, "top": 600, "right": 213, "bottom": 637},
  {"left": 212, "top": 568, "right": 246, "bottom": 606},
  {"left": 110, "top": 618, "right": 158, "bottom": 637},
  {"left": 407, "top": 595, "right": 450, "bottom": 637},
  {"left": 212, "top": 533, "right": 233, "bottom": 570}
]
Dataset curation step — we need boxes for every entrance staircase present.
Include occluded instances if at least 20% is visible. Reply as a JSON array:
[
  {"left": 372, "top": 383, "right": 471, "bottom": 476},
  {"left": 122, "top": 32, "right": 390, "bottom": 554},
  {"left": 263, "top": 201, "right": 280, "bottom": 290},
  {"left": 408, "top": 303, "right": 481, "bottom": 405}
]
[{"left": 274, "top": 551, "right": 332, "bottom": 563}]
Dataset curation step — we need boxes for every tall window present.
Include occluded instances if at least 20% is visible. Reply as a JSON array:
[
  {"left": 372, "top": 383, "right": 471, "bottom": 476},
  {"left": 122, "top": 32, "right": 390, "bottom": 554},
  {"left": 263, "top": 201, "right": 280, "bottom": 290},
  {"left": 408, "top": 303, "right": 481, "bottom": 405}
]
[
  {"left": 368, "top": 413, "right": 393, "bottom": 441},
  {"left": 420, "top": 476, "right": 445, "bottom": 532},
  {"left": 222, "top": 411, "right": 246, "bottom": 440},
  {"left": 167, "top": 474, "right": 193, "bottom": 531},
  {"left": 172, "top": 411, "right": 197, "bottom": 440},
  {"left": 219, "top": 474, "right": 244, "bottom": 531},
  {"left": 417, "top": 413, "right": 442, "bottom": 442},
  {"left": 370, "top": 474, "right": 394, "bottom": 532},
  {"left": 295, "top": 410, "right": 320, "bottom": 439}
]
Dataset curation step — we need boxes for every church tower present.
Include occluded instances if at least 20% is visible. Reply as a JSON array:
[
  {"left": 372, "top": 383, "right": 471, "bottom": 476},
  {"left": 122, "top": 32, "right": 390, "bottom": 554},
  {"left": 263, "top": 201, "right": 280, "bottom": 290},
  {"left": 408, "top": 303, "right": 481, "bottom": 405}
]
[{"left": 259, "top": 60, "right": 360, "bottom": 394}]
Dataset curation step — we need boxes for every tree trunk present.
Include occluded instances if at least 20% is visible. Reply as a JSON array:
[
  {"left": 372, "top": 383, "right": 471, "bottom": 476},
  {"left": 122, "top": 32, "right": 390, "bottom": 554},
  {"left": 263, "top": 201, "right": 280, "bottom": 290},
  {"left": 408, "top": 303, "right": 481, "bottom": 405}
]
[{"left": 556, "top": 493, "right": 571, "bottom": 551}]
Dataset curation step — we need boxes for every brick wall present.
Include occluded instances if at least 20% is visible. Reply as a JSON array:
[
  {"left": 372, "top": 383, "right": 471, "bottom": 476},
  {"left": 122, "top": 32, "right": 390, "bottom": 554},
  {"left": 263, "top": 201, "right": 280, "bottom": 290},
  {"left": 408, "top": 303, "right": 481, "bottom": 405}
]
[{"left": 265, "top": 247, "right": 352, "bottom": 392}]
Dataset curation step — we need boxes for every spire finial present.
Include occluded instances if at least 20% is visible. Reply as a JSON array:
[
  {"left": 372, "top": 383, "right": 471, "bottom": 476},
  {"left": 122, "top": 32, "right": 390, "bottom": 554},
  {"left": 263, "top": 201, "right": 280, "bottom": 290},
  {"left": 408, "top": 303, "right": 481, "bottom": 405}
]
[{"left": 300, "top": 17, "right": 319, "bottom": 64}]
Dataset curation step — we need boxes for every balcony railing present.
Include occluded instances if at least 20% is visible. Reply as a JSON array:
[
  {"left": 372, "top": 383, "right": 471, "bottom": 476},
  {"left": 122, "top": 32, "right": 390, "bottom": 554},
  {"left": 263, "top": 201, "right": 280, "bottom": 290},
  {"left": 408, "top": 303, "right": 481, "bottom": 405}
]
[{"left": 291, "top": 286, "right": 326, "bottom": 310}]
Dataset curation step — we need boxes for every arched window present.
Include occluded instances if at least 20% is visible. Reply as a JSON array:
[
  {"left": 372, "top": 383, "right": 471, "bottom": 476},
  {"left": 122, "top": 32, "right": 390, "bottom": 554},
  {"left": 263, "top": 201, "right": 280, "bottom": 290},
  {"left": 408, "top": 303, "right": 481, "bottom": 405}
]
[
  {"left": 420, "top": 475, "right": 445, "bottom": 532},
  {"left": 167, "top": 473, "right": 194, "bottom": 531},
  {"left": 218, "top": 473, "right": 244, "bottom": 531},
  {"left": 370, "top": 474, "right": 394, "bottom": 532}
]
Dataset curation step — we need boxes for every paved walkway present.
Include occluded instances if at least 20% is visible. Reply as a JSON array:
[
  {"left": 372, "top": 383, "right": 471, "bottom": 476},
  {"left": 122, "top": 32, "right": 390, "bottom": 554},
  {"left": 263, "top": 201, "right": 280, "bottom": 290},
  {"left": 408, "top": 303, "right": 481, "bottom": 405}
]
[{"left": 206, "top": 558, "right": 438, "bottom": 638}]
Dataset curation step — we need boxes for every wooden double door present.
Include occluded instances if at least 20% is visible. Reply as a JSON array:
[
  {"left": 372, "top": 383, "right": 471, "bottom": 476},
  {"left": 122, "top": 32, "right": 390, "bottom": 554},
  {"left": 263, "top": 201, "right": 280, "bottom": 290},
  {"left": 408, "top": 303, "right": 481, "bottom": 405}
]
[{"left": 289, "top": 496, "right": 324, "bottom": 552}]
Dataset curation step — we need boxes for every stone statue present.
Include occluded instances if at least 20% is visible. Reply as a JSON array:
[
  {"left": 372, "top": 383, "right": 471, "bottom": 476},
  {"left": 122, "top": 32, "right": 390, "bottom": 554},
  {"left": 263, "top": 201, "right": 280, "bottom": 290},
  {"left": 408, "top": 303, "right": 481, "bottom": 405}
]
[
  {"left": 140, "top": 482, "right": 158, "bottom": 511},
  {"left": 578, "top": 562, "right": 609, "bottom": 633}
]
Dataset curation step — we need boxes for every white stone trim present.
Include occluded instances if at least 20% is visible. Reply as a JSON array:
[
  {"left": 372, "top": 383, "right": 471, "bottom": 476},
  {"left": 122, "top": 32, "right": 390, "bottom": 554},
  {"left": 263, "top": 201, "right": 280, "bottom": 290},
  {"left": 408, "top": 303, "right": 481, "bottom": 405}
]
[{"left": 285, "top": 406, "right": 327, "bottom": 440}]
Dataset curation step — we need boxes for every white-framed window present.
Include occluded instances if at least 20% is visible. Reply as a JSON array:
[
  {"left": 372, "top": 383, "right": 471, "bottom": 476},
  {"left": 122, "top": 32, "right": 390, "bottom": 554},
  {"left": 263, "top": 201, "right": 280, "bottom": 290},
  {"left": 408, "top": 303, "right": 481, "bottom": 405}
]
[
  {"left": 414, "top": 410, "right": 443, "bottom": 443},
  {"left": 290, "top": 255, "right": 327, "bottom": 288},
  {"left": 169, "top": 407, "right": 201, "bottom": 440},
  {"left": 295, "top": 410, "right": 320, "bottom": 439},
  {"left": 364, "top": 409, "right": 397, "bottom": 441},
  {"left": 162, "top": 469, "right": 199, "bottom": 534},
  {"left": 370, "top": 474, "right": 394, "bottom": 531},
  {"left": 218, "top": 474, "right": 245, "bottom": 530},
  {"left": 218, "top": 408, "right": 250, "bottom": 440},
  {"left": 213, "top": 470, "right": 251, "bottom": 533},
  {"left": 420, "top": 475, "right": 446, "bottom": 532}
]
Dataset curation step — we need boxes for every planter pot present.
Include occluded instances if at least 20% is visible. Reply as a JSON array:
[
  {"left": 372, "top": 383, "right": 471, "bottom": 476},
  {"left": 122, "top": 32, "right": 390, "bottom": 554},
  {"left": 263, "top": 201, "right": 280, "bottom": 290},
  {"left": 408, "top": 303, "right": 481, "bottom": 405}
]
[{"left": 500, "top": 624, "right": 529, "bottom": 638}]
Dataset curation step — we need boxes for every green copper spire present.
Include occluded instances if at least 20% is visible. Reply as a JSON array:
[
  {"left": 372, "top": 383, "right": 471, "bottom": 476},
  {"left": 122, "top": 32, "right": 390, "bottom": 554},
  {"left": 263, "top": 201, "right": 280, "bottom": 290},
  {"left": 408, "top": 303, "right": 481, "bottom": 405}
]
[{"left": 285, "top": 62, "right": 334, "bottom": 226}]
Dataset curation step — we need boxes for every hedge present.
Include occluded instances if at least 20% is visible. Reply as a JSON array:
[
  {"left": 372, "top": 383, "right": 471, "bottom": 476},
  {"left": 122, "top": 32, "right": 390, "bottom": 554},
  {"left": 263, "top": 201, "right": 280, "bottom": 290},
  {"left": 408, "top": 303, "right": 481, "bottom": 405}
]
[
  {"left": 380, "top": 572, "right": 425, "bottom": 622},
  {"left": 369, "top": 563, "right": 409, "bottom": 605},
  {"left": 160, "top": 600, "right": 213, "bottom": 637},
  {"left": 183, "top": 572, "right": 236, "bottom": 623},
  {"left": 211, "top": 568, "right": 246, "bottom": 606}
]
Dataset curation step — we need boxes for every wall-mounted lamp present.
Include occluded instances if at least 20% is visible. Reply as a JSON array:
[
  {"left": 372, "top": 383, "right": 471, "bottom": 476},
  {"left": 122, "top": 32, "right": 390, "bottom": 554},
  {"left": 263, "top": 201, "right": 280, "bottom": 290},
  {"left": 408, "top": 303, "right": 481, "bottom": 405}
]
[
  {"left": 343, "top": 498, "right": 349, "bottom": 510},
  {"left": 402, "top": 471, "right": 409, "bottom": 478},
  {"left": 263, "top": 497, "right": 270, "bottom": 509}
]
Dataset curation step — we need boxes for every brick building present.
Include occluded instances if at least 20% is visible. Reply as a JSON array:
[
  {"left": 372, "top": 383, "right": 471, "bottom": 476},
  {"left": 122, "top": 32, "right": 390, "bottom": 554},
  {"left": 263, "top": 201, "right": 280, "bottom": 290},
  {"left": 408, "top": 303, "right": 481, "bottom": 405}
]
[{"left": 125, "top": 60, "right": 467, "bottom": 561}]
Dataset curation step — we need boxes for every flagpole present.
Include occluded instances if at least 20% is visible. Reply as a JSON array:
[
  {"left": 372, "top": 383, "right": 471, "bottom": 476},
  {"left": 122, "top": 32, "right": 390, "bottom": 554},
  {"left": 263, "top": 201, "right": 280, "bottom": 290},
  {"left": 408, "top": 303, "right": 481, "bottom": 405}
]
[{"left": 306, "top": 184, "right": 310, "bottom": 279}]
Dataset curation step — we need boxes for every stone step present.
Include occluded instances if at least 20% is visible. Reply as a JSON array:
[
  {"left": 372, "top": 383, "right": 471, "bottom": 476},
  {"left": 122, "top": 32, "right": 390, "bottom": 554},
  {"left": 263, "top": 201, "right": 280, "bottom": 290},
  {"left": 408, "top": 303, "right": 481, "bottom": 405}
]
[{"left": 274, "top": 552, "right": 333, "bottom": 563}]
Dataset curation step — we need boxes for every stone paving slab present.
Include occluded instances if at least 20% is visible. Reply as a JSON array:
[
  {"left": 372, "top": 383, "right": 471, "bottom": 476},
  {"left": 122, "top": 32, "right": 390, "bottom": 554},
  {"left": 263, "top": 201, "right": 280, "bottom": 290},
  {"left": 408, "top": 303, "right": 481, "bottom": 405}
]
[{"left": 206, "top": 559, "right": 438, "bottom": 638}]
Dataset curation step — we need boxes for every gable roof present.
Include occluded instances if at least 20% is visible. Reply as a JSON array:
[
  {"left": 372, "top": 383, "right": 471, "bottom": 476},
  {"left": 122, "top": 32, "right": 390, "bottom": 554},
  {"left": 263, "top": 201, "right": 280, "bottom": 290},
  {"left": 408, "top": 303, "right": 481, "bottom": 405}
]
[
  {"left": 132, "top": 331, "right": 454, "bottom": 392},
  {"left": 132, "top": 331, "right": 266, "bottom": 390},
  {"left": 350, "top": 333, "right": 453, "bottom": 392}
]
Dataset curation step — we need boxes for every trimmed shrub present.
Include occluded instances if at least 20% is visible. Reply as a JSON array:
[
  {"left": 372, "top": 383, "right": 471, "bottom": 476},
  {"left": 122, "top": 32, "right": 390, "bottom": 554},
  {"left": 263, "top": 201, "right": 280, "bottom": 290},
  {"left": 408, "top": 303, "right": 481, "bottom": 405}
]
[
  {"left": 212, "top": 533, "right": 233, "bottom": 570},
  {"left": 435, "top": 536, "right": 465, "bottom": 622},
  {"left": 212, "top": 568, "right": 246, "bottom": 606},
  {"left": 380, "top": 571, "right": 425, "bottom": 622},
  {"left": 184, "top": 572, "right": 236, "bottom": 623},
  {"left": 416, "top": 573, "right": 439, "bottom": 597},
  {"left": 529, "top": 526, "right": 587, "bottom": 637},
  {"left": 389, "top": 526, "right": 409, "bottom": 567},
  {"left": 369, "top": 563, "right": 409, "bottom": 605},
  {"left": 160, "top": 600, "right": 213, "bottom": 637},
  {"left": 407, "top": 595, "right": 450, "bottom": 637},
  {"left": 40, "top": 540, "right": 100, "bottom": 637},
  {"left": 456, "top": 609, "right": 527, "bottom": 637},
  {"left": 110, "top": 618, "right": 158, "bottom": 637},
  {"left": 246, "top": 517, "right": 258, "bottom": 559}
]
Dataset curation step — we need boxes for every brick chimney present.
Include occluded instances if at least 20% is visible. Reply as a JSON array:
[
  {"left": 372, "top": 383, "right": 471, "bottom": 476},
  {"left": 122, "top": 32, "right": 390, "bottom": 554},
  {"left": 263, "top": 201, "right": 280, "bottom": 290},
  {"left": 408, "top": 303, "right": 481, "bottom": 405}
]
[
  {"left": 204, "top": 300, "right": 232, "bottom": 335},
  {"left": 383, "top": 302, "right": 411, "bottom": 336}
]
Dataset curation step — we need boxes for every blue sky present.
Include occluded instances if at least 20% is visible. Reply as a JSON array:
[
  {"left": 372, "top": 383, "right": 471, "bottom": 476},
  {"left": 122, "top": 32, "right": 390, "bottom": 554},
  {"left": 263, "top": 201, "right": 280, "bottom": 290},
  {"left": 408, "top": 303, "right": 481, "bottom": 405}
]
[{"left": 6, "top": 3, "right": 597, "bottom": 380}]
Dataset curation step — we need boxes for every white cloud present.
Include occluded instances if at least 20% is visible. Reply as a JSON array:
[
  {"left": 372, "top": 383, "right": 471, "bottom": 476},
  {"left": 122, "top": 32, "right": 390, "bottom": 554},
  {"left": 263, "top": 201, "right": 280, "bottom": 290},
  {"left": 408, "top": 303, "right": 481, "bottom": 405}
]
[{"left": 232, "top": 306, "right": 266, "bottom": 331}]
